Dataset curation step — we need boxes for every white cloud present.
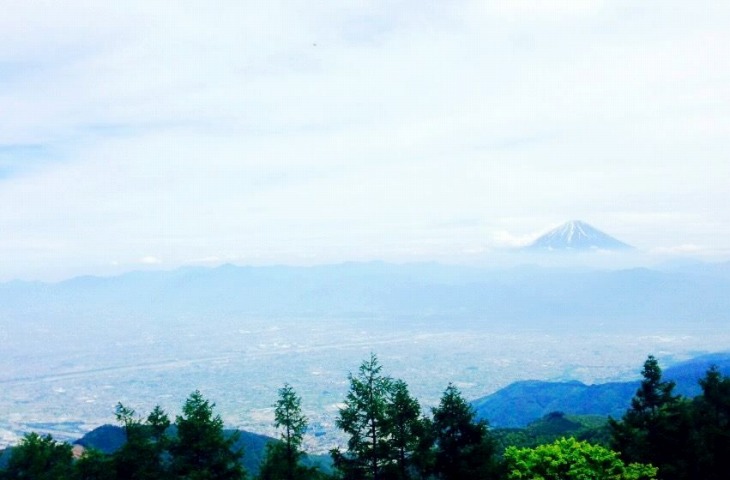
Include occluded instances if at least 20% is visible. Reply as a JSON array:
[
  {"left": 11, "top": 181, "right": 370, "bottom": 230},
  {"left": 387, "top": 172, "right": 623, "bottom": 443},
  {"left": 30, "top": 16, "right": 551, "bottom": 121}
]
[
  {"left": 139, "top": 256, "right": 162, "bottom": 265},
  {"left": 1, "top": 1, "right": 730, "bottom": 279},
  {"left": 491, "top": 230, "right": 538, "bottom": 249},
  {"left": 650, "top": 245, "right": 706, "bottom": 256}
]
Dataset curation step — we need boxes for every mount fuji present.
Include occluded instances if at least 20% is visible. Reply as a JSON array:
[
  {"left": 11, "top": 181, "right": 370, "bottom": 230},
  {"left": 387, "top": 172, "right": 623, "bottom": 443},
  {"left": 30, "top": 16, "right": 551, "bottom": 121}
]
[{"left": 525, "top": 220, "right": 633, "bottom": 251}]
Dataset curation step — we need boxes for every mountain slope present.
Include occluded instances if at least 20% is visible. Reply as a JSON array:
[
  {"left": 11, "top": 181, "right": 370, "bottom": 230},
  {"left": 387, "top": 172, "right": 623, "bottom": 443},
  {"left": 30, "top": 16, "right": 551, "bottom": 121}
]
[
  {"left": 72, "top": 425, "right": 332, "bottom": 475},
  {"left": 526, "top": 220, "right": 632, "bottom": 251},
  {"left": 73, "top": 425, "right": 273, "bottom": 474},
  {"left": 473, "top": 352, "right": 730, "bottom": 427}
]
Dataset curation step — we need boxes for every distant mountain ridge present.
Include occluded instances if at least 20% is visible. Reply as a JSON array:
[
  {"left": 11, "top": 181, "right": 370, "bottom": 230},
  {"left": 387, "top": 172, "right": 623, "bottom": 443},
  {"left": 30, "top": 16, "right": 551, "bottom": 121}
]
[
  {"left": 2, "top": 261, "right": 730, "bottom": 329},
  {"left": 472, "top": 351, "right": 730, "bottom": 428},
  {"left": 525, "top": 220, "right": 632, "bottom": 251}
]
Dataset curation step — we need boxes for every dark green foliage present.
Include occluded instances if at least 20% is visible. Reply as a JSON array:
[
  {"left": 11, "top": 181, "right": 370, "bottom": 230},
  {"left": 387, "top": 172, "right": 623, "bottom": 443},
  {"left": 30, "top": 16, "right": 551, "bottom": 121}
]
[
  {"left": 384, "top": 380, "right": 425, "bottom": 480},
  {"left": 171, "top": 390, "right": 246, "bottom": 480},
  {"left": 408, "top": 416, "right": 436, "bottom": 479},
  {"left": 609, "top": 355, "right": 696, "bottom": 480},
  {"left": 75, "top": 448, "right": 116, "bottom": 480},
  {"left": 226, "top": 430, "right": 278, "bottom": 477},
  {"left": 520, "top": 411, "right": 586, "bottom": 441},
  {"left": 0, "top": 432, "right": 74, "bottom": 480},
  {"left": 0, "top": 449, "right": 10, "bottom": 470},
  {"left": 493, "top": 412, "right": 611, "bottom": 453},
  {"left": 692, "top": 366, "right": 730, "bottom": 480},
  {"left": 258, "top": 443, "right": 293, "bottom": 480},
  {"left": 257, "top": 442, "right": 326, "bottom": 480},
  {"left": 112, "top": 403, "right": 171, "bottom": 479},
  {"left": 431, "top": 384, "right": 499, "bottom": 480},
  {"left": 331, "top": 357, "right": 499, "bottom": 480},
  {"left": 257, "top": 384, "right": 314, "bottom": 480},
  {"left": 332, "top": 356, "right": 435, "bottom": 480},
  {"left": 75, "top": 424, "right": 283, "bottom": 477},
  {"left": 333, "top": 354, "right": 394, "bottom": 480},
  {"left": 632, "top": 355, "right": 677, "bottom": 413},
  {"left": 148, "top": 405, "right": 172, "bottom": 447}
]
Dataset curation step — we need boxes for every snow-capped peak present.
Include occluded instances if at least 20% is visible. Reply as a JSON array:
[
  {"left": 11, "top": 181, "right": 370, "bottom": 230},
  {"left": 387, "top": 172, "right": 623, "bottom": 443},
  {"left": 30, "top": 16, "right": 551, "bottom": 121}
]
[{"left": 526, "top": 220, "right": 632, "bottom": 251}]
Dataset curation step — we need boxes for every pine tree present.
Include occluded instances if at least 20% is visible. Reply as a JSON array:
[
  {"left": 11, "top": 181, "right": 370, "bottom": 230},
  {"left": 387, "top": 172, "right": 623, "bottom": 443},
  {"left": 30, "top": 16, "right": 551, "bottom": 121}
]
[
  {"left": 609, "top": 355, "right": 694, "bottom": 480},
  {"left": 385, "top": 380, "right": 423, "bottom": 480},
  {"left": 113, "top": 403, "right": 171, "bottom": 479},
  {"left": 332, "top": 354, "right": 394, "bottom": 480},
  {"left": 171, "top": 390, "right": 246, "bottom": 480},
  {"left": 431, "top": 384, "right": 498, "bottom": 480},
  {"left": 409, "top": 415, "right": 436, "bottom": 479},
  {"left": 258, "top": 384, "right": 311, "bottom": 480},
  {"left": 693, "top": 366, "right": 730, "bottom": 480}
]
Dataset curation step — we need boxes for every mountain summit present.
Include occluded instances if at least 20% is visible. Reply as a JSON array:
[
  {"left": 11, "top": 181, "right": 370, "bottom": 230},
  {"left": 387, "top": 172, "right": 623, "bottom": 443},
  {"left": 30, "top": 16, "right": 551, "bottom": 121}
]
[{"left": 526, "top": 220, "right": 632, "bottom": 251}]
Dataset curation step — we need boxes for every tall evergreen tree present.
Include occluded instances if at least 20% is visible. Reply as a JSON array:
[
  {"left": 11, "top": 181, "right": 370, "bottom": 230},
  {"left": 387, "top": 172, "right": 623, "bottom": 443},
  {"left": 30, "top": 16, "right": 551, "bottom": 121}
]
[
  {"left": 431, "top": 384, "right": 498, "bottom": 480},
  {"left": 693, "top": 366, "right": 730, "bottom": 480},
  {"left": 171, "top": 390, "right": 246, "bottom": 480},
  {"left": 332, "top": 354, "right": 394, "bottom": 480},
  {"left": 385, "top": 380, "right": 423, "bottom": 480},
  {"left": 113, "top": 403, "right": 171, "bottom": 480},
  {"left": 409, "top": 416, "right": 436, "bottom": 480},
  {"left": 258, "top": 384, "right": 311, "bottom": 480},
  {"left": 147, "top": 405, "right": 172, "bottom": 449},
  {"left": 609, "top": 355, "right": 694, "bottom": 480}
]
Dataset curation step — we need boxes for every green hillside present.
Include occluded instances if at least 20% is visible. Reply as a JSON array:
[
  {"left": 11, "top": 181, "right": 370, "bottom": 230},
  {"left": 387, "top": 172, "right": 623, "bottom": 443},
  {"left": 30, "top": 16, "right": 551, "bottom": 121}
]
[{"left": 473, "top": 352, "right": 730, "bottom": 427}]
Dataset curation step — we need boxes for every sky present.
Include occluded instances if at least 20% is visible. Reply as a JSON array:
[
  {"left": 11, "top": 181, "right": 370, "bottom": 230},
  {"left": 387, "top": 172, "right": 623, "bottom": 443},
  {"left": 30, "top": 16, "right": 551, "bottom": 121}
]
[{"left": 1, "top": 0, "right": 729, "bottom": 280}]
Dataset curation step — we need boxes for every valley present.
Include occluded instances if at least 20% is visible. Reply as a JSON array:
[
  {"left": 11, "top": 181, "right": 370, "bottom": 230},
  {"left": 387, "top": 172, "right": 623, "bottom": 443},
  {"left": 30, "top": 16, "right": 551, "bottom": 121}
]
[{"left": 2, "top": 311, "right": 728, "bottom": 453}]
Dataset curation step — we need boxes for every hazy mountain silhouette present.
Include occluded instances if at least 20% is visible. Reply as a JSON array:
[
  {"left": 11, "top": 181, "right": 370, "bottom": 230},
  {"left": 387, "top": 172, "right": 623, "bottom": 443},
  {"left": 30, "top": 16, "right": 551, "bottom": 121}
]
[
  {"left": 2, "top": 261, "right": 730, "bottom": 329},
  {"left": 472, "top": 351, "right": 730, "bottom": 427},
  {"left": 525, "top": 220, "right": 632, "bottom": 251}
]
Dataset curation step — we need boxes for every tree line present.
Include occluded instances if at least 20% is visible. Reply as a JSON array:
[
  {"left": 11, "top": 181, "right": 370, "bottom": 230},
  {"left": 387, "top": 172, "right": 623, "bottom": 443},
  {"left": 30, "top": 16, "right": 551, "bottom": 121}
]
[{"left": 1, "top": 353, "right": 729, "bottom": 479}]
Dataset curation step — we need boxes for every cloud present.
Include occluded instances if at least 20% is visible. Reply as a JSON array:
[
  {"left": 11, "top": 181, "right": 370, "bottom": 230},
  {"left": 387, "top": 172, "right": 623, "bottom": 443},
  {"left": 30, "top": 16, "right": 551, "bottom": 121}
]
[
  {"left": 650, "top": 245, "right": 706, "bottom": 256},
  {"left": 1, "top": 1, "right": 730, "bottom": 279},
  {"left": 139, "top": 256, "right": 162, "bottom": 265},
  {"left": 491, "top": 230, "right": 538, "bottom": 249}
]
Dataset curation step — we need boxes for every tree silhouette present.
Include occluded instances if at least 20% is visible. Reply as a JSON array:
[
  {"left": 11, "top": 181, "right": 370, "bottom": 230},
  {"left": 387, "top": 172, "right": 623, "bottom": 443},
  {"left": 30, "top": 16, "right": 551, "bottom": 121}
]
[
  {"left": 609, "top": 355, "right": 694, "bottom": 480},
  {"left": 172, "top": 390, "right": 246, "bottom": 480},
  {"left": 431, "top": 384, "right": 498, "bottom": 480},
  {"left": 332, "top": 354, "right": 394, "bottom": 480},
  {"left": 258, "top": 384, "right": 314, "bottom": 480}
]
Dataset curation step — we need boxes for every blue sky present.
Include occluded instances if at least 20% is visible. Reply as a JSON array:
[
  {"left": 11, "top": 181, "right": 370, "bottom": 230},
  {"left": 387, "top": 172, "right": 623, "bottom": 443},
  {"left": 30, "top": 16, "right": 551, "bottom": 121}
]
[{"left": 1, "top": 1, "right": 729, "bottom": 280}]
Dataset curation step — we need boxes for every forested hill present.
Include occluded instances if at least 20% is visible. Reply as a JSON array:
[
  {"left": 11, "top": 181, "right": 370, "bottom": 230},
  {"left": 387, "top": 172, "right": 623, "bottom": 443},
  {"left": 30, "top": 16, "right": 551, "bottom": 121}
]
[
  {"left": 71, "top": 425, "right": 331, "bottom": 476},
  {"left": 473, "top": 351, "right": 730, "bottom": 427},
  {"left": 0, "top": 426, "right": 272, "bottom": 475},
  {"left": 0, "top": 418, "right": 332, "bottom": 477},
  {"left": 2, "top": 261, "right": 730, "bottom": 328}
]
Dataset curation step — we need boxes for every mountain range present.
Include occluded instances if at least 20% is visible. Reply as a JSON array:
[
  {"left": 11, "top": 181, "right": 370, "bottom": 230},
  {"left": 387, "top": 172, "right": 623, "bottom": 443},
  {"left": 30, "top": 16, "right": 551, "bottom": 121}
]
[
  {"left": 2, "top": 261, "right": 729, "bottom": 329},
  {"left": 472, "top": 351, "right": 730, "bottom": 427}
]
